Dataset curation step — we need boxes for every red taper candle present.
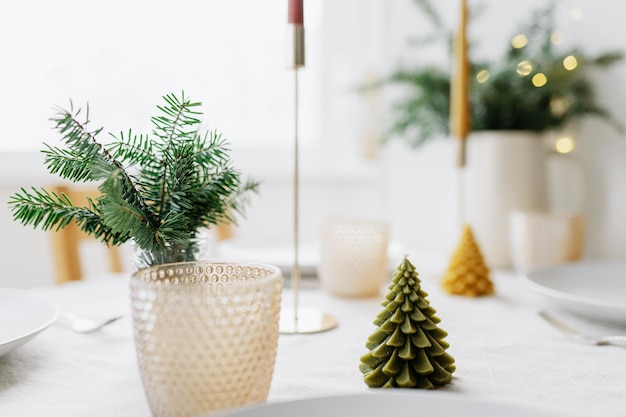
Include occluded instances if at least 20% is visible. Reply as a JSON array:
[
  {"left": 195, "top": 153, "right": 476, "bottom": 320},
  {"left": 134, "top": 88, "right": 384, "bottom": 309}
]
[
  {"left": 288, "top": 0, "right": 303, "bottom": 25},
  {"left": 287, "top": 0, "right": 305, "bottom": 69}
]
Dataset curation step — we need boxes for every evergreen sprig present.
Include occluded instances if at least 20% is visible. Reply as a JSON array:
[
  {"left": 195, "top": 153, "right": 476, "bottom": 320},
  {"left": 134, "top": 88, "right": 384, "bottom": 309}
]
[
  {"left": 373, "top": 1, "right": 623, "bottom": 147},
  {"left": 9, "top": 92, "right": 259, "bottom": 256}
]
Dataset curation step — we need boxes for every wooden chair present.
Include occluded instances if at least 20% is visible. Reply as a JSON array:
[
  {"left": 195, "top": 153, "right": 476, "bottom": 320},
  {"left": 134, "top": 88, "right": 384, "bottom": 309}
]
[{"left": 49, "top": 185, "right": 123, "bottom": 284}]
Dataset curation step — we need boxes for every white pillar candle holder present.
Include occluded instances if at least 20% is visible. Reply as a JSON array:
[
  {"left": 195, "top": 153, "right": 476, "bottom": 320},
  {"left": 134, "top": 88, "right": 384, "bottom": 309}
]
[
  {"left": 509, "top": 211, "right": 586, "bottom": 272},
  {"left": 318, "top": 217, "right": 391, "bottom": 298}
]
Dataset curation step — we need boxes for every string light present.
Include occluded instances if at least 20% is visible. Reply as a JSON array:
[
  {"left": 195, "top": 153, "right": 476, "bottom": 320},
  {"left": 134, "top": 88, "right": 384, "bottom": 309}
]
[
  {"left": 550, "top": 97, "right": 569, "bottom": 116},
  {"left": 516, "top": 60, "right": 533, "bottom": 76},
  {"left": 476, "top": 69, "right": 490, "bottom": 83},
  {"left": 511, "top": 34, "right": 528, "bottom": 49},
  {"left": 532, "top": 73, "right": 548, "bottom": 87},
  {"left": 563, "top": 55, "right": 578, "bottom": 70},
  {"left": 555, "top": 136, "right": 575, "bottom": 154},
  {"left": 571, "top": 7, "right": 584, "bottom": 21},
  {"left": 551, "top": 32, "right": 565, "bottom": 45}
]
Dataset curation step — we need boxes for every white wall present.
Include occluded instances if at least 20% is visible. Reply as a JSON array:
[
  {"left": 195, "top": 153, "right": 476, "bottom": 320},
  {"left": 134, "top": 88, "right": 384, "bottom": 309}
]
[
  {"left": 1, "top": 0, "right": 625, "bottom": 288},
  {"left": 1, "top": 155, "right": 57, "bottom": 288}
]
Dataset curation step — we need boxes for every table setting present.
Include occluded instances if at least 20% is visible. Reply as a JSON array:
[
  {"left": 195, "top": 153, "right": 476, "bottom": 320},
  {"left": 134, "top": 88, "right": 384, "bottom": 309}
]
[
  {"left": 2, "top": 0, "right": 626, "bottom": 416},
  {"left": 1, "top": 259, "right": 626, "bottom": 417}
]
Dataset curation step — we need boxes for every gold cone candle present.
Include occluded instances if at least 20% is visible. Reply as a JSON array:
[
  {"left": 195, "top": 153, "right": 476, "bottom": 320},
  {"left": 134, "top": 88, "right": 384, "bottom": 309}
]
[{"left": 442, "top": 225, "right": 494, "bottom": 297}]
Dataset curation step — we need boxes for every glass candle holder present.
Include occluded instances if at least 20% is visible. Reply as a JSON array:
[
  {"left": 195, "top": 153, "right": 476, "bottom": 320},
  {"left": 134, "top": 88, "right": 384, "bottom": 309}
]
[
  {"left": 510, "top": 211, "right": 586, "bottom": 272},
  {"left": 318, "top": 217, "right": 391, "bottom": 297}
]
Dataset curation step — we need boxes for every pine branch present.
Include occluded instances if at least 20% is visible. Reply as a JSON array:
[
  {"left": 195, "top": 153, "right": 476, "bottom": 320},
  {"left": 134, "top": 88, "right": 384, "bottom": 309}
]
[
  {"left": 107, "top": 129, "right": 158, "bottom": 166},
  {"left": 9, "top": 92, "right": 259, "bottom": 260},
  {"left": 49, "top": 105, "right": 156, "bottom": 226},
  {"left": 42, "top": 144, "right": 101, "bottom": 183},
  {"left": 152, "top": 92, "right": 202, "bottom": 143},
  {"left": 8, "top": 187, "right": 127, "bottom": 245},
  {"left": 44, "top": 105, "right": 112, "bottom": 182},
  {"left": 151, "top": 93, "right": 204, "bottom": 220}
]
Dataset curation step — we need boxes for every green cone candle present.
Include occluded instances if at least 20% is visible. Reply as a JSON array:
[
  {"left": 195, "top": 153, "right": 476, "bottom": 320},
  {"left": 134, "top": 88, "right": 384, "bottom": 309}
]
[{"left": 359, "top": 256, "right": 455, "bottom": 389}]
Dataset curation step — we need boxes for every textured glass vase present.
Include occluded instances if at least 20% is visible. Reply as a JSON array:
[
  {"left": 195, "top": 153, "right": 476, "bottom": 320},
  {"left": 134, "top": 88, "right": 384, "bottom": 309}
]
[{"left": 130, "top": 262, "right": 284, "bottom": 417}]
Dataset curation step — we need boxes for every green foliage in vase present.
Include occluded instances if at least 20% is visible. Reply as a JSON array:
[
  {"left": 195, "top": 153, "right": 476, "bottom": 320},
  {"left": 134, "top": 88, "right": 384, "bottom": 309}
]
[
  {"left": 9, "top": 92, "right": 259, "bottom": 258},
  {"left": 359, "top": 256, "right": 455, "bottom": 389},
  {"left": 374, "top": 0, "right": 623, "bottom": 148}
]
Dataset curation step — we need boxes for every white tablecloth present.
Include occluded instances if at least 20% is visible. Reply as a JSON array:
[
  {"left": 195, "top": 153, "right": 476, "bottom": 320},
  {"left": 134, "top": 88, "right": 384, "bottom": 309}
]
[{"left": 1, "top": 270, "right": 625, "bottom": 417}]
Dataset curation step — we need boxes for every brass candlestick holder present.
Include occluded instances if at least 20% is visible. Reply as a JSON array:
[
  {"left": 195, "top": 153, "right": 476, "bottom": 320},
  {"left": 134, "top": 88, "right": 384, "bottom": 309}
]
[{"left": 279, "top": 11, "right": 337, "bottom": 334}]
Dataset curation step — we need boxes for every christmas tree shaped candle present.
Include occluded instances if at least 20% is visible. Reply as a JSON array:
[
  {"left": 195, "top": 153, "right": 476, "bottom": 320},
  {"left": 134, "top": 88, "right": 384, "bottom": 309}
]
[
  {"left": 359, "top": 256, "right": 455, "bottom": 389},
  {"left": 442, "top": 224, "right": 494, "bottom": 296}
]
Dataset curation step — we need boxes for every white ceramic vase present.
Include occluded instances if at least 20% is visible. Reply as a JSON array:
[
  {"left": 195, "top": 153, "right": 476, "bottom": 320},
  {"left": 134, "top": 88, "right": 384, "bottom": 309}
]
[{"left": 464, "top": 131, "right": 548, "bottom": 268}]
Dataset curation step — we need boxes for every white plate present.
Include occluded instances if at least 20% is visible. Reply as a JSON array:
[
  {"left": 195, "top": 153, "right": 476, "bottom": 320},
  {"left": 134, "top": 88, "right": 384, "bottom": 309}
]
[
  {"left": 521, "top": 261, "right": 626, "bottom": 326},
  {"left": 0, "top": 288, "right": 59, "bottom": 357},
  {"left": 223, "top": 392, "right": 557, "bottom": 417}
]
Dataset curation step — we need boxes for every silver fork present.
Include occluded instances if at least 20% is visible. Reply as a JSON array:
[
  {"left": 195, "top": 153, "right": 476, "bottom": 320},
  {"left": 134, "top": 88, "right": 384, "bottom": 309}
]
[
  {"left": 538, "top": 310, "right": 626, "bottom": 348},
  {"left": 60, "top": 312, "right": 124, "bottom": 333}
]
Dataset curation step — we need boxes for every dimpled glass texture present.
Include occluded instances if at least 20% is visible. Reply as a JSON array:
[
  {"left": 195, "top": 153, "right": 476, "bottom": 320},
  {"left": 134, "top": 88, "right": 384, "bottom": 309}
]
[
  {"left": 130, "top": 262, "right": 283, "bottom": 417},
  {"left": 318, "top": 218, "right": 390, "bottom": 297}
]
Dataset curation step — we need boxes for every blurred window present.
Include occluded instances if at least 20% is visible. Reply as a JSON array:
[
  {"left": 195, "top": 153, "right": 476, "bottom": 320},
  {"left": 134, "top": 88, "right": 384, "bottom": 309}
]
[{"left": 0, "top": 0, "right": 322, "bottom": 152}]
